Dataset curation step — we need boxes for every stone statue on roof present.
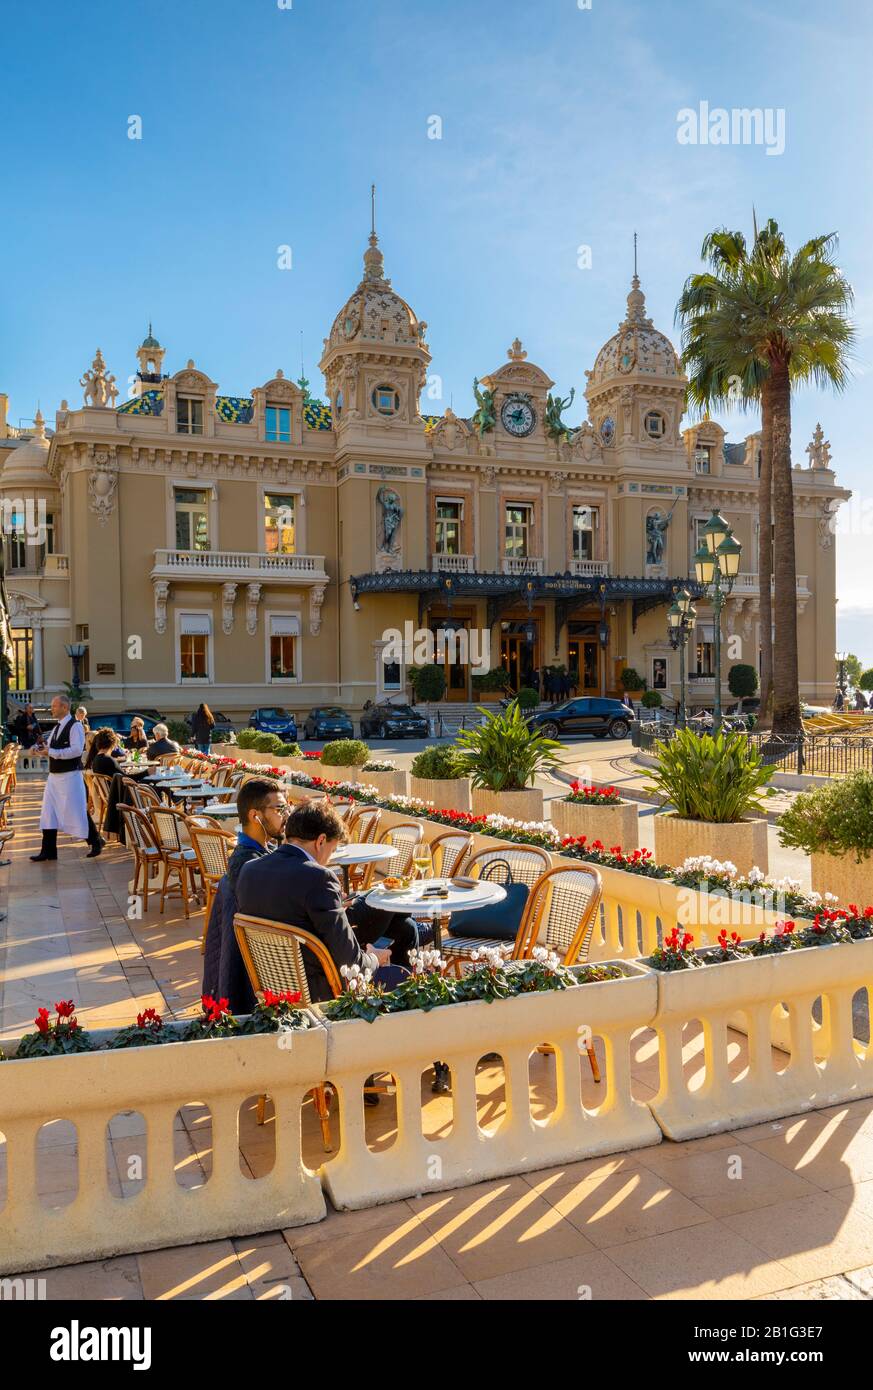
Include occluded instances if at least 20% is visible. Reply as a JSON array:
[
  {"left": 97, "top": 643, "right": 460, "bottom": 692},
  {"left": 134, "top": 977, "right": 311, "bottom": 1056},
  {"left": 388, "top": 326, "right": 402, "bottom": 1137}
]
[
  {"left": 472, "top": 378, "right": 496, "bottom": 437},
  {"left": 545, "top": 387, "right": 576, "bottom": 440}
]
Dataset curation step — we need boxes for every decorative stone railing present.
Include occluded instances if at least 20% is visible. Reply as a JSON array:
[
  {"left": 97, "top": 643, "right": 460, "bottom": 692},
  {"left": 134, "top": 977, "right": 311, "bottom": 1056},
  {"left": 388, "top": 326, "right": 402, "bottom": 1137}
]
[
  {"left": 430, "top": 553, "right": 474, "bottom": 573},
  {"left": 571, "top": 558, "right": 610, "bottom": 576},
  {"left": 501, "top": 556, "right": 544, "bottom": 575},
  {"left": 0, "top": 1025, "right": 327, "bottom": 1276},
  {"left": 322, "top": 963, "right": 661, "bottom": 1211},
  {"left": 151, "top": 549, "right": 329, "bottom": 584}
]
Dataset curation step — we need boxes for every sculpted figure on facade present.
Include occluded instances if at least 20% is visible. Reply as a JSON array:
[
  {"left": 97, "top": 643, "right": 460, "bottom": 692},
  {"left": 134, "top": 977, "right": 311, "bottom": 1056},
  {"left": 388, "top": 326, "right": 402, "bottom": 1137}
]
[
  {"left": 376, "top": 486, "right": 403, "bottom": 555},
  {"left": 88, "top": 452, "right": 118, "bottom": 524},
  {"left": 645, "top": 508, "right": 670, "bottom": 567},
  {"left": 806, "top": 423, "right": 832, "bottom": 471},
  {"left": 471, "top": 379, "right": 496, "bottom": 438},
  {"left": 80, "top": 349, "right": 119, "bottom": 408},
  {"left": 431, "top": 407, "right": 469, "bottom": 453},
  {"left": 545, "top": 387, "right": 575, "bottom": 441}
]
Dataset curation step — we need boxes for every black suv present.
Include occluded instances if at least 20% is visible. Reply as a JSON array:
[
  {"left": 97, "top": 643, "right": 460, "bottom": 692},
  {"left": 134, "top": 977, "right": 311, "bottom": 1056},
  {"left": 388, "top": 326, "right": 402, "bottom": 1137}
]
[
  {"left": 527, "top": 697, "right": 635, "bottom": 741},
  {"left": 360, "top": 702, "right": 429, "bottom": 740}
]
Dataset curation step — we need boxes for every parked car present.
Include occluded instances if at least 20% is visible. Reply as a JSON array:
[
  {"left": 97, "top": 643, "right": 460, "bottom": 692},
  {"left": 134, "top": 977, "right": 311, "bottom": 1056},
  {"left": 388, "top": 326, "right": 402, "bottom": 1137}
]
[
  {"left": 89, "top": 712, "right": 160, "bottom": 739},
  {"left": 184, "top": 710, "right": 236, "bottom": 743},
  {"left": 359, "top": 701, "right": 429, "bottom": 740},
  {"left": 526, "top": 697, "right": 635, "bottom": 741},
  {"left": 248, "top": 706, "right": 298, "bottom": 740},
  {"left": 302, "top": 707, "right": 355, "bottom": 741}
]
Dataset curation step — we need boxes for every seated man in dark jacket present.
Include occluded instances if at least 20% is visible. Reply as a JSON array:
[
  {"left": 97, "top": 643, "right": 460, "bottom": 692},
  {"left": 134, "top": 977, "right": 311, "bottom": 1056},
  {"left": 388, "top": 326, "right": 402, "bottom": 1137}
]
[
  {"left": 146, "top": 723, "right": 181, "bottom": 759},
  {"left": 236, "top": 800, "right": 410, "bottom": 1003},
  {"left": 202, "top": 777, "right": 290, "bottom": 1011}
]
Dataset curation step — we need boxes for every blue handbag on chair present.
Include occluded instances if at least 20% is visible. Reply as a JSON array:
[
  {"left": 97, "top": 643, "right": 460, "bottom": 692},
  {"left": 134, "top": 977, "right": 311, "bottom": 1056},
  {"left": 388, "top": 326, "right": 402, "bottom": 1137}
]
[{"left": 447, "top": 858, "right": 530, "bottom": 942}]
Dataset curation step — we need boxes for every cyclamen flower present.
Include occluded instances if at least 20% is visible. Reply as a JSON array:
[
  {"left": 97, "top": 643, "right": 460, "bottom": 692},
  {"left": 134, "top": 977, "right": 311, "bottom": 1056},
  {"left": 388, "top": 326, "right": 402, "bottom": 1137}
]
[
  {"left": 136, "top": 1008, "right": 162, "bottom": 1028},
  {"left": 55, "top": 1000, "right": 76, "bottom": 1019},
  {"left": 35, "top": 1007, "right": 50, "bottom": 1033}
]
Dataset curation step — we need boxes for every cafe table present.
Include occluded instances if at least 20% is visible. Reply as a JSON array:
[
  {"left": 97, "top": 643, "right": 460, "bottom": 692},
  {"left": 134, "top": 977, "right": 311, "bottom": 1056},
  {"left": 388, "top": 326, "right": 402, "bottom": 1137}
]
[
  {"left": 365, "top": 876, "right": 506, "bottom": 952},
  {"left": 329, "top": 842, "right": 399, "bottom": 894}
]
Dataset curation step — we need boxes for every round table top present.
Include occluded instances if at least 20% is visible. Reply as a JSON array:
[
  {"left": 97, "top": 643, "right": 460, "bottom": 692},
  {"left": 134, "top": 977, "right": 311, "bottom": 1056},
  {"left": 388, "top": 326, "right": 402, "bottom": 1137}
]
[
  {"left": 329, "top": 844, "right": 400, "bottom": 866},
  {"left": 366, "top": 877, "right": 506, "bottom": 916},
  {"left": 169, "top": 783, "right": 224, "bottom": 796},
  {"left": 200, "top": 801, "right": 241, "bottom": 818}
]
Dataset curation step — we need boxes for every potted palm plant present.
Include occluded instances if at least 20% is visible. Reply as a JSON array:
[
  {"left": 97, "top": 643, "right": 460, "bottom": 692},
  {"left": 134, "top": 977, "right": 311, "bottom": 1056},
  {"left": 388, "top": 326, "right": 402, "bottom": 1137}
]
[
  {"left": 409, "top": 744, "right": 472, "bottom": 811},
  {"left": 454, "top": 702, "right": 560, "bottom": 821},
  {"left": 646, "top": 727, "right": 773, "bottom": 875},
  {"left": 778, "top": 770, "right": 873, "bottom": 906}
]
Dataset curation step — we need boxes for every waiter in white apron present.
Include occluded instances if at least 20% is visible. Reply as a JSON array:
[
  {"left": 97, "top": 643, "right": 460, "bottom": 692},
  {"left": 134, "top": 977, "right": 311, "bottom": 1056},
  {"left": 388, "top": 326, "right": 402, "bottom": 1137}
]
[{"left": 31, "top": 695, "right": 104, "bottom": 861}]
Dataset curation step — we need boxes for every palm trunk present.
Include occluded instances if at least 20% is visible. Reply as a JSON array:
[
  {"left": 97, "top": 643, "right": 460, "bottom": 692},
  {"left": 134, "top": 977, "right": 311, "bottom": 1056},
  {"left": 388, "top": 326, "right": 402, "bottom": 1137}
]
[
  {"left": 757, "top": 384, "right": 774, "bottom": 728},
  {"left": 770, "top": 359, "right": 802, "bottom": 737}
]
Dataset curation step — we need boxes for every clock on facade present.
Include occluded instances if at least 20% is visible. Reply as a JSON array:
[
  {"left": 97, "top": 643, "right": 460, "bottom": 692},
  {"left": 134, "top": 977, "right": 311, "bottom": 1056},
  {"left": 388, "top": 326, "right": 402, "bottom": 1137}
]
[{"left": 501, "top": 394, "right": 536, "bottom": 437}]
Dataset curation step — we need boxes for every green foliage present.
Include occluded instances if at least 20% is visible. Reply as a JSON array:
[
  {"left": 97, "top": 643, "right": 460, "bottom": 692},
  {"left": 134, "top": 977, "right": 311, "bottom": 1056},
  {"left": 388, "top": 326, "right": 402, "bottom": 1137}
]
[
  {"left": 409, "top": 663, "right": 446, "bottom": 702},
  {"left": 252, "top": 731, "right": 284, "bottom": 753},
  {"left": 859, "top": 669, "right": 873, "bottom": 693},
  {"left": 728, "top": 663, "right": 760, "bottom": 700},
  {"left": 778, "top": 770, "right": 873, "bottom": 860},
  {"left": 644, "top": 727, "right": 775, "bottom": 823},
  {"left": 640, "top": 689, "right": 663, "bottom": 709},
  {"left": 844, "top": 654, "right": 863, "bottom": 687},
  {"left": 166, "top": 719, "right": 192, "bottom": 745},
  {"left": 410, "top": 744, "right": 465, "bottom": 780},
  {"left": 620, "top": 668, "right": 646, "bottom": 692},
  {"left": 471, "top": 666, "right": 511, "bottom": 693},
  {"left": 235, "top": 728, "right": 258, "bottom": 749},
  {"left": 277, "top": 741, "right": 302, "bottom": 758},
  {"left": 453, "top": 701, "right": 561, "bottom": 791},
  {"left": 515, "top": 686, "right": 540, "bottom": 710},
  {"left": 320, "top": 738, "right": 370, "bottom": 767}
]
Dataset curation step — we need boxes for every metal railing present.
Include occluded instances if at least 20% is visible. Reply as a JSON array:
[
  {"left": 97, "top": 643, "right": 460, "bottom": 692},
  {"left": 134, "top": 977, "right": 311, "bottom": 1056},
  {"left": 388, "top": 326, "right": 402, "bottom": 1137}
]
[{"left": 634, "top": 722, "right": 873, "bottom": 776}]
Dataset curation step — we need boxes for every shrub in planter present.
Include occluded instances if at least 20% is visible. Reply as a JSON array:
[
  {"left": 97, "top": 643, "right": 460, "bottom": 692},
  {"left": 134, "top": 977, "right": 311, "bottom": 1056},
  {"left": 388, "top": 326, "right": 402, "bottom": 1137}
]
[
  {"left": 728, "top": 662, "right": 759, "bottom": 713},
  {"left": 320, "top": 739, "right": 369, "bottom": 768},
  {"left": 277, "top": 741, "right": 302, "bottom": 758},
  {"left": 640, "top": 690, "right": 663, "bottom": 710},
  {"left": 17, "top": 1002, "right": 94, "bottom": 1057},
  {"left": 647, "top": 727, "right": 773, "bottom": 874},
  {"left": 235, "top": 728, "right": 259, "bottom": 749},
  {"left": 515, "top": 687, "right": 540, "bottom": 710},
  {"left": 242, "top": 989, "right": 310, "bottom": 1034},
  {"left": 471, "top": 667, "right": 511, "bottom": 696},
  {"left": 109, "top": 1007, "right": 171, "bottom": 1048},
  {"left": 620, "top": 668, "right": 647, "bottom": 693},
  {"left": 253, "top": 732, "right": 284, "bottom": 754},
  {"left": 455, "top": 702, "right": 560, "bottom": 792},
  {"left": 409, "top": 663, "right": 446, "bottom": 703},
  {"left": 566, "top": 783, "right": 623, "bottom": 806},
  {"left": 779, "top": 771, "right": 873, "bottom": 905},
  {"left": 410, "top": 744, "right": 464, "bottom": 780}
]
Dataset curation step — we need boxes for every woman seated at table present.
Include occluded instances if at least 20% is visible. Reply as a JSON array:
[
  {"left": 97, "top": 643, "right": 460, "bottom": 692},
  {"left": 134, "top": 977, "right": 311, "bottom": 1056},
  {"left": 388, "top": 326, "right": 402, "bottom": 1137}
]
[
  {"left": 125, "top": 717, "right": 150, "bottom": 753},
  {"left": 84, "top": 727, "right": 124, "bottom": 776}
]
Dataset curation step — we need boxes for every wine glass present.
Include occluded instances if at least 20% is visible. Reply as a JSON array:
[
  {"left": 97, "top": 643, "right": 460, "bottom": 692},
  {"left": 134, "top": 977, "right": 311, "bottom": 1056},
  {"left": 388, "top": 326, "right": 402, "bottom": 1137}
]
[{"left": 412, "top": 845, "right": 432, "bottom": 884}]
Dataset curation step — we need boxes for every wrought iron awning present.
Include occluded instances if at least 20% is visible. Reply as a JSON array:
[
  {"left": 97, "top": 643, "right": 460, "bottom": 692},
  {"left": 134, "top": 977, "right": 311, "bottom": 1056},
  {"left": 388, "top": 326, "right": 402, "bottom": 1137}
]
[{"left": 349, "top": 569, "right": 702, "bottom": 632}]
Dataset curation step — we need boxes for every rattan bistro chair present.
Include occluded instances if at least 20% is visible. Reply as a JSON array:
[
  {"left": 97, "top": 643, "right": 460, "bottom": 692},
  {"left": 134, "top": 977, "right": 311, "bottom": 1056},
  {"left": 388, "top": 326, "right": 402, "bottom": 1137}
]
[
  {"left": 148, "top": 805, "right": 199, "bottom": 917},
  {"left": 439, "top": 845, "right": 551, "bottom": 972},
  {"left": 429, "top": 830, "right": 473, "bottom": 880},
  {"left": 233, "top": 914, "right": 347, "bottom": 1151},
  {"left": 348, "top": 805, "right": 381, "bottom": 844},
  {"left": 119, "top": 805, "right": 163, "bottom": 912},
  {"left": 357, "top": 821, "right": 424, "bottom": 891},
  {"left": 189, "top": 823, "right": 235, "bottom": 954}
]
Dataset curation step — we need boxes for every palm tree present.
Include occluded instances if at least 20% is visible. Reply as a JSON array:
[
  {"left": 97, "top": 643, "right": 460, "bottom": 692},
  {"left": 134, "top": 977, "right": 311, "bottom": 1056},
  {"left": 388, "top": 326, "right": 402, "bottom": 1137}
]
[{"left": 677, "top": 221, "right": 854, "bottom": 737}]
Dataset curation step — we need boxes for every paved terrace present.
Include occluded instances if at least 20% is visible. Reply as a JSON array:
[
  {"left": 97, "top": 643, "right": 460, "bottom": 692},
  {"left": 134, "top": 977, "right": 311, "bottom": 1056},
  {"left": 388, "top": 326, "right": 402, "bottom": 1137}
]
[{"left": 2, "top": 774, "right": 872, "bottom": 1301}]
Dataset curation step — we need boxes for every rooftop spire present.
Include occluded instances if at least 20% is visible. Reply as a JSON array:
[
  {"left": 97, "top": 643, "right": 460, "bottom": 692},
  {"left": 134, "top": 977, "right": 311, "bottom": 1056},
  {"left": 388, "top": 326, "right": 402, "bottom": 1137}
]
[{"left": 362, "top": 183, "right": 387, "bottom": 284}]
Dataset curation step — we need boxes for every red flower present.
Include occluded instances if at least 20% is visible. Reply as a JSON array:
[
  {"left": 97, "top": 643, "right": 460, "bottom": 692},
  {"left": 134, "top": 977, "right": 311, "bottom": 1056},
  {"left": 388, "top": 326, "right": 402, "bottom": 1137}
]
[
  {"left": 35, "top": 1007, "right": 50, "bottom": 1033},
  {"left": 136, "top": 1008, "right": 161, "bottom": 1028},
  {"left": 55, "top": 1000, "right": 76, "bottom": 1018}
]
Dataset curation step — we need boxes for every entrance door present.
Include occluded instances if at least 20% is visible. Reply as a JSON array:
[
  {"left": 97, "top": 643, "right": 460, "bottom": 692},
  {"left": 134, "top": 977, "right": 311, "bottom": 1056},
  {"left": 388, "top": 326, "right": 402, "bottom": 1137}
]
[
  {"left": 500, "top": 624, "right": 538, "bottom": 692},
  {"left": 431, "top": 621, "right": 470, "bottom": 701}
]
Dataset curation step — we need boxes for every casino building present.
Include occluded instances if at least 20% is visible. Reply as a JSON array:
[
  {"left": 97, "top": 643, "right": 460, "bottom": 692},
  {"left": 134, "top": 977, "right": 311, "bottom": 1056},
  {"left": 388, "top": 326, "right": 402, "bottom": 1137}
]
[{"left": 0, "top": 229, "right": 848, "bottom": 721}]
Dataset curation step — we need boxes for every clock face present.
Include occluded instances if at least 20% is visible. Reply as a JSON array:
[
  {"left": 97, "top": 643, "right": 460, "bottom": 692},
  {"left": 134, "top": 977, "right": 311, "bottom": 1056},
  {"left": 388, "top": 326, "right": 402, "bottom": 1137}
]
[{"left": 501, "top": 396, "right": 536, "bottom": 437}]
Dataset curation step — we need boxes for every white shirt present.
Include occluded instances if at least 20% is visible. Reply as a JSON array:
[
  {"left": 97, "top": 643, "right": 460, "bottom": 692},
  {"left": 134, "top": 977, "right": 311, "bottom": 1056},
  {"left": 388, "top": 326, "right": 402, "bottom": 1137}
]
[{"left": 47, "top": 715, "right": 86, "bottom": 763}]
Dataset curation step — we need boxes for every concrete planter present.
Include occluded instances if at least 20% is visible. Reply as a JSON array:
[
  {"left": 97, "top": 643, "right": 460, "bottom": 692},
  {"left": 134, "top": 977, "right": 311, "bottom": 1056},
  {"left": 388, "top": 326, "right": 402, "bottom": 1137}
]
[
  {"left": 472, "top": 689, "right": 505, "bottom": 704},
  {"left": 319, "top": 960, "right": 659, "bottom": 1209},
  {"left": 409, "top": 775, "right": 472, "bottom": 811},
  {"left": 471, "top": 786, "right": 544, "bottom": 821},
  {"left": 653, "top": 812, "right": 769, "bottom": 877},
  {"left": 0, "top": 1020, "right": 327, "bottom": 1274},
  {"left": 359, "top": 768, "right": 410, "bottom": 797},
  {"left": 812, "top": 850, "right": 873, "bottom": 909},
  {"left": 551, "top": 798, "right": 639, "bottom": 849}
]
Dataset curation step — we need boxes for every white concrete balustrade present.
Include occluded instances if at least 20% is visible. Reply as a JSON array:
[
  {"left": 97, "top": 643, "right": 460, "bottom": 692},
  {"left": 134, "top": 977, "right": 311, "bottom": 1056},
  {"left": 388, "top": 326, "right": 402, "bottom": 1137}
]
[{"left": 152, "top": 548, "right": 329, "bottom": 582}]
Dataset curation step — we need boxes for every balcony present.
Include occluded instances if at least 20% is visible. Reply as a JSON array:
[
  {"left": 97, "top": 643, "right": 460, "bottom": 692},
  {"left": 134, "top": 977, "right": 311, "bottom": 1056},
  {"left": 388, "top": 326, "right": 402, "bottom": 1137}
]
[
  {"left": 570, "top": 558, "right": 610, "bottom": 577},
  {"left": 501, "top": 555, "right": 544, "bottom": 576},
  {"left": 701, "top": 571, "right": 810, "bottom": 595},
  {"left": 431, "top": 553, "right": 474, "bottom": 574},
  {"left": 43, "top": 553, "right": 70, "bottom": 576},
  {"left": 151, "top": 549, "right": 329, "bottom": 585}
]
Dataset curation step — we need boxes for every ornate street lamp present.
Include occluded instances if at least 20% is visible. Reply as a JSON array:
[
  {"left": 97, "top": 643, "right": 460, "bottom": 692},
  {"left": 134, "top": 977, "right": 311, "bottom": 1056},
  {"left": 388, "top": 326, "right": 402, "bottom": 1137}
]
[
  {"left": 836, "top": 651, "right": 848, "bottom": 703},
  {"left": 693, "top": 510, "right": 742, "bottom": 731},
  {"left": 65, "top": 642, "right": 87, "bottom": 703},
  {"left": 668, "top": 587, "right": 697, "bottom": 730}
]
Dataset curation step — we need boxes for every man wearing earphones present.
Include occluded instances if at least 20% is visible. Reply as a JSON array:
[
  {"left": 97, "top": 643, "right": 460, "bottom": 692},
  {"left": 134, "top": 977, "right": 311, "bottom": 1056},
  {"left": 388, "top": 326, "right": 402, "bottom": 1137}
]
[{"left": 203, "top": 777, "right": 290, "bottom": 1009}]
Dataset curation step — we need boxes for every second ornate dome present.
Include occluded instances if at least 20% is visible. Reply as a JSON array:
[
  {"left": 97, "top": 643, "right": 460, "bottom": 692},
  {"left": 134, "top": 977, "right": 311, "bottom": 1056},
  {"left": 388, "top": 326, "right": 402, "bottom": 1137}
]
[
  {"left": 327, "top": 232, "right": 426, "bottom": 352},
  {"left": 588, "top": 275, "right": 683, "bottom": 389}
]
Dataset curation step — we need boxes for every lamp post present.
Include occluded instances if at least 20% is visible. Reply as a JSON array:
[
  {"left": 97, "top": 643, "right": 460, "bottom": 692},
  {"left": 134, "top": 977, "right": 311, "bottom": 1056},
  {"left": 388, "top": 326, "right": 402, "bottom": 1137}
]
[
  {"left": 835, "top": 651, "right": 848, "bottom": 705},
  {"left": 668, "top": 587, "right": 697, "bottom": 730},
  {"left": 693, "top": 510, "right": 742, "bottom": 732},
  {"left": 65, "top": 642, "right": 87, "bottom": 704}
]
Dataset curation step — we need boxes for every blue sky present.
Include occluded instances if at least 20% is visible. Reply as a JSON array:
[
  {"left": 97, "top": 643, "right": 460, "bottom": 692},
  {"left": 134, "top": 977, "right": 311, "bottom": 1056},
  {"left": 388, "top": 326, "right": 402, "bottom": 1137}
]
[{"left": 3, "top": 0, "right": 871, "bottom": 657}]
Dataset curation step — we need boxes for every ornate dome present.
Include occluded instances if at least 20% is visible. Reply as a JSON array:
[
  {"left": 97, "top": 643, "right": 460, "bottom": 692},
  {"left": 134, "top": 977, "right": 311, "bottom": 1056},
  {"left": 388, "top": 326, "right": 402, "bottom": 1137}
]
[
  {"left": 588, "top": 276, "right": 682, "bottom": 388},
  {"left": 2, "top": 409, "right": 53, "bottom": 488},
  {"left": 326, "top": 233, "right": 425, "bottom": 352}
]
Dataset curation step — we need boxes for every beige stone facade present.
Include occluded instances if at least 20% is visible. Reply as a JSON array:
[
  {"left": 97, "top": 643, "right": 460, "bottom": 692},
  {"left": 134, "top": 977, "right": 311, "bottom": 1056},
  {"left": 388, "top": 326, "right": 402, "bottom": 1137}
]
[{"left": 0, "top": 235, "right": 849, "bottom": 721}]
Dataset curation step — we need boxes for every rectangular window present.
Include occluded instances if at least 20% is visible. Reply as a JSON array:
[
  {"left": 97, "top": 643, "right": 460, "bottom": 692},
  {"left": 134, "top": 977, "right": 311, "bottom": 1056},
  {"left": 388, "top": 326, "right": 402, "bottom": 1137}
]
[
  {"left": 269, "top": 615, "right": 299, "bottom": 680},
  {"left": 572, "top": 506, "right": 597, "bottom": 560},
  {"left": 264, "top": 493, "right": 296, "bottom": 554},
  {"left": 177, "top": 397, "right": 204, "bottom": 435},
  {"left": 505, "top": 503, "right": 533, "bottom": 557},
  {"left": 5, "top": 508, "right": 27, "bottom": 570},
  {"left": 265, "top": 406, "right": 291, "bottom": 443},
  {"left": 694, "top": 446, "right": 711, "bottom": 475},
  {"left": 434, "top": 498, "right": 463, "bottom": 555},
  {"left": 694, "top": 640, "right": 714, "bottom": 676},
  {"left": 180, "top": 634, "right": 208, "bottom": 678},
  {"left": 10, "top": 629, "right": 33, "bottom": 690},
  {"left": 174, "top": 489, "right": 211, "bottom": 551}
]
